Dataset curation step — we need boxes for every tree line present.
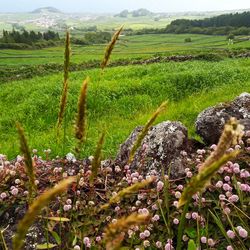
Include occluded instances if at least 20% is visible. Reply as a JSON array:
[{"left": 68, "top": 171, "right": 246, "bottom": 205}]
[
  {"left": 1, "top": 29, "right": 60, "bottom": 44},
  {"left": 0, "top": 29, "right": 60, "bottom": 49},
  {"left": 165, "top": 11, "right": 250, "bottom": 35},
  {"left": 126, "top": 11, "right": 250, "bottom": 36}
]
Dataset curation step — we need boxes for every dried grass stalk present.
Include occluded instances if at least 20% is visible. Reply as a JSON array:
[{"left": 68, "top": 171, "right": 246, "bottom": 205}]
[
  {"left": 12, "top": 177, "right": 76, "bottom": 250},
  {"left": 57, "top": 31, "right": 71, "bottom": 129},
  {"left": 101, "top": 25, "right": 123, "bottom": 70},
  {"left": 89, "top": 132, "right": 105, "bottom": 185},
  {"left": 101, "top": 177, "right": 155, "bottom": 210},
  {"left": 64, "top": 31, "right": 70, "bottom": 85},
  {"left": 16, "top": 123, "right": 36, "bottom": 202},
  {"left": 75, "top": 77, "right": 89, "bottom": 143},
  {"left": 199, "top": 118, "right": 244, "bottom": 172},
  {"left": 178, "top": 118, "right": 243, "bottom": 208},
  {"left": 105, "top": 213, "right": 150, "bottom": 250},
  {"left": 128, "top": 101, "right": 167, "bottom": 164}
]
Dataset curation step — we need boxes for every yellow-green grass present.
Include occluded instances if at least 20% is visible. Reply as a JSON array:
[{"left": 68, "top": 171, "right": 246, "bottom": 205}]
[
  {"left": 1, "top": 34, "right": 249, "bottom": 67},
  {"left": 0, "top": 58, "right": 249, "bottom": 159}
]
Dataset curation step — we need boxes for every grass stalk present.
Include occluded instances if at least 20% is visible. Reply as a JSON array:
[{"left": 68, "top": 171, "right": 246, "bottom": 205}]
[
  {"left": 75, "top": 77, "right": 89, "bottom": 155},
  {"left": 57, "top": 31, "right": 71, "bottom": 130},
  {"left": 101, "top": 25, "right": 124, "bottom": 70},
  {"left": 16, "top": 123, "right": 36, "bottom": 203},
  {"left": 128, "top": 101, "right": 167, "bottom": 164},
  {"left": 12, "top": 177, "right": 76, "bottom": 250},
  {"left": 89, "top": 132, "right": 105, "bottom": 186},
  {"left": 104, "top": 213, "right": 150, "bottom": 250}
]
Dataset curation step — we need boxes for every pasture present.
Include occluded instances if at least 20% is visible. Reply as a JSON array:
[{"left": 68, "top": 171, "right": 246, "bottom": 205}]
[
  {"left": 0, "top": 58, "right": 249, "bottom": 158},
  {"left": 1, "top": 33, "right": 250, "bottom": 67}
]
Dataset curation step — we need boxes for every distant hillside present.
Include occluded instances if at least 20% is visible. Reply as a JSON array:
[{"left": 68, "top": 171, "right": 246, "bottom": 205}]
[
  {"left": 115, "top": 8, "right": 153, "bottom": 18},
  {"left": 31, "top": 7, "right": 62, "bottom": 14}
]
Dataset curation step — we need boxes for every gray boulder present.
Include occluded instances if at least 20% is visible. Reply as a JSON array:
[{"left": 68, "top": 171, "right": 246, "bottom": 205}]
[
  {"left": 195, "top": 92, "right": 250, "bottom": 145},
  {"left": 116, "top": 121, "right": 188, "bottom": 177}
]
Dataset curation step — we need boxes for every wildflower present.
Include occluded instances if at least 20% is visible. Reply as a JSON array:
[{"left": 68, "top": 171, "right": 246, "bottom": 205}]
[
  {"left": 136, "top": 200, "right": 141, "bottom": 206},
  {"left": 128, "top": 229, "right": 134, "bottom": 238},
  {"left": 141, "top": 208, "right": 149, "bottom": 215},
  {"left": 144, "top": 230, "right": 150, "bottom": 237},
  {"left": 15, "top": 179, "right": 21, "bottom": 185},
  {"left": 227, "top": 230, "right": 235, "bottom": 239},
  {"left": 152, "top": 214, "right": 160, "bottom": 222},
  {"left": 219, "top": 194, "right": 226, "bottom": 200},
  {"left": 152, "top": 204, "right": 158, "bottom": 210},
  {"left": 223, "top": 183, "right": 232, "bottom": 192},
  {"left": 228, "top": 194, "right": 239, "bottom": 203},
  {"left": 83, "top": 237, "right": 91, "bottom": 248},
  {"left": 143, "top": 240, "right": 150, "bottom": 247},
  {"left": 0, "top": 192, "right": 7, "bottom": 199},
  {"left": 182, "top": 235, "right": 189, "bottom": 242},
  {"left": 156, "top": 241, "right": 162, "bottom": 248},
  {"left": 175, "top": 191, "right": 181, "bottom": 199},
  {"left": 157, "top": 181, "right": 164, "bottom": 192},
  {"left": 115, "top": 206, "right": 120, "bottom": 212},
  {"left": 185, "top": 213, "right": 191, "bottom": 219},
  {"left": 192, "top": 212, "right": 198, "bottom": 220},
  {"left": 224, "top": 176, "right": 231, "bottom": 182},
  {"left": 238, "top": 227, "right": 248, "bottom": 238},
  {"left": 66, "top": 153, "right": 76, "bottom": 162},
  {"left": 233, "top": 165, "right": 240, "bottom": 174},
  {"left": 223, "top": 207, "right": 231, "bottom": 215},
  {"left": 63, "top": 204, "right": 71, "bottom": 211},
  {"left": 74, "top": 245, "right": 81, "bottom": 250},
  {"left": 177, "top": 184, "right": 183, "bottom": 190},
  {"left": 207, "top": 238, "right": 215, "bottom": 246},
  {"left": 111, "top": 219, "right": 117, "bottom": 224},
  {"left": 173, "top": 218, "right": 179, "bottom": 225},
  {"left": 11, "top": 188, "right": 18, "bottom": 196},
  {"left": 96, "top": 236, "right": 101, "bottom": 242},
  {"left": 88, "top": 201, "right": 95, "bottom": 206},
  {"left": 140, "top": 232, "right": 146, "bottom": 239},
  {"left": 115, "top": 166, "right": 121, "bottom": 173},
  {"left": 240, "top": 184, "right": 247, "bottom": 191},
  {"left": 173, "top": 201, "right": 178, "bottom": 207},
  {"left": 165, "top": 243, "right": 172, "bottom": 250},
  {"left": 66, "top": 199, "right": 72, "bottom": 205},
  {"left": 200, "top": 236, "right": 207, "bottom": 244},
  {"left": 10, "top": 170, "right": 16, "bottom": 176},
  {"left": 226, "top": 246, "right": 234, "bottom": 250},
  {"left": 186, "top": 171, "right": 193, "bottom": 178}
]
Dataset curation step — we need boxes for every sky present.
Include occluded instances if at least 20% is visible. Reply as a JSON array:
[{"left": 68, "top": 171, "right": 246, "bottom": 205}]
[{"left": 0, "top": 0, "right": 249, "bottom": 13}]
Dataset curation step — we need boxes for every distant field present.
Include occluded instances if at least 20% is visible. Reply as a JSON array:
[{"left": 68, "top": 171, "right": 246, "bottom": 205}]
[
  {"left": 0, "top": 58, "right": 249, "bottom": 159},
  {"left": 1, "top": 33, "right": 250, "bottom": 67}
]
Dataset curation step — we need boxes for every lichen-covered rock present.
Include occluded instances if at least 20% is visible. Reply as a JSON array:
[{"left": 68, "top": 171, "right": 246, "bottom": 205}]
[
  {"left": 195, "top": 93, "right": 250, "bottom": 145},
  {"left": 116, "top": 121, "right": 188, "bottom": 177}
]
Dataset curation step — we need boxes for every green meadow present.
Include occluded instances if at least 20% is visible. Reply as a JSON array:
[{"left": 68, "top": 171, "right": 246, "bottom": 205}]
[
  {"left": 1, "top": 33, "right": 250, "bottom": 67},
  {"left": 0, "top": 58, "right": 249, "bottom": 158}
]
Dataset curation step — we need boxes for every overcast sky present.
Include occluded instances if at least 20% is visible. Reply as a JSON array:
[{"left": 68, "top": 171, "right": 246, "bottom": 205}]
[{"left": 0, "top": 0, "right": 249, "bottom": 13}]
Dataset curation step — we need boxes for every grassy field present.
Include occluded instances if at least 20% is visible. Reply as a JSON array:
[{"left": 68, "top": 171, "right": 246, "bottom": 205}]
[
  {"left": 1, "top": 33, "right": 250, "bottom": 67},
  {"left": 0, "top": 58, "right": 249, "bottom": 159},
  {"left": 1, "top": 18, "right": 250, "bottom": 249}
]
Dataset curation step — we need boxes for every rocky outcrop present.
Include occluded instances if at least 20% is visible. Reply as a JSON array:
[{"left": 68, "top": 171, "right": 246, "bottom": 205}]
[
  {"left": 116, "top": 121, "right": 188, "bottom": 177},
  {"left": 195, "top": 93, "right": 250, "bottom": 145}
]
